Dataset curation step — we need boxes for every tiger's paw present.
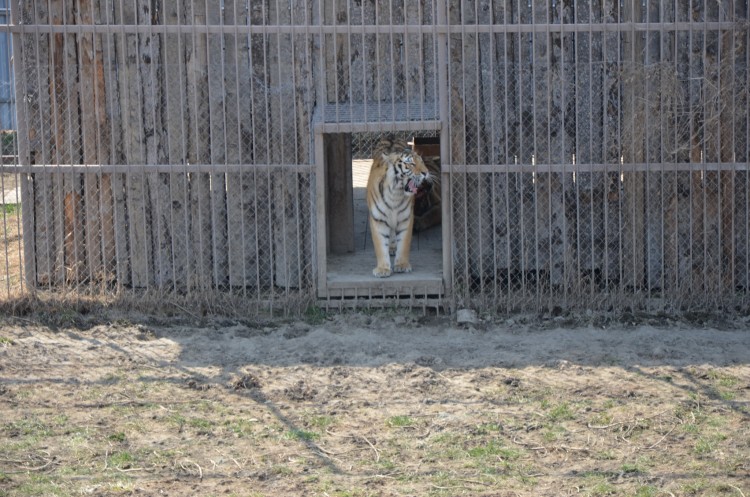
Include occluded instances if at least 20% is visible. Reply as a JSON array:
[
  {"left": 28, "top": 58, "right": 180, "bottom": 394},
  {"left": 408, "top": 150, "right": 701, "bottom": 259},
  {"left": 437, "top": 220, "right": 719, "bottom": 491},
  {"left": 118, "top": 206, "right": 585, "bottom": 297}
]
[
  {"left": 393, "top": 262, "right": 412, "bottom": 273},
  {"left": 373, "top": 266, "right": 392, "bottom": 278}
]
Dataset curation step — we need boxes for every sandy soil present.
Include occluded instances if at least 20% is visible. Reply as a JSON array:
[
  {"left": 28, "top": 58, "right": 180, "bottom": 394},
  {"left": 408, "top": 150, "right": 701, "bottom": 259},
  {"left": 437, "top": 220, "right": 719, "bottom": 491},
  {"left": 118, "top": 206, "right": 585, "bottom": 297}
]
[{"left": 0, "top": 310, "right": 748, "bottom": 496}]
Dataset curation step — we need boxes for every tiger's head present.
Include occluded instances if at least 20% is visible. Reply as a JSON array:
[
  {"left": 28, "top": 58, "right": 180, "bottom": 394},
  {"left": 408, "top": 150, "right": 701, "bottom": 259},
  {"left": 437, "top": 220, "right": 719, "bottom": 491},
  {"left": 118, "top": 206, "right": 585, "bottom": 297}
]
[{"left": 382, "top": 149, "right": 431, "bottom": 196}]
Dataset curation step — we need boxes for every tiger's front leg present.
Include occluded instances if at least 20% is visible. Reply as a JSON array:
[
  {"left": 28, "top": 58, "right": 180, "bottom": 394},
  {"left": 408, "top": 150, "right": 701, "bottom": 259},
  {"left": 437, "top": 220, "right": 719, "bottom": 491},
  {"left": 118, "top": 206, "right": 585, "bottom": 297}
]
[
  {"left": 369, "top": 214, "right": 392, "bottom": 277},
  {"left": 393, "top": 212, "right": 414, "bottom": 274}
]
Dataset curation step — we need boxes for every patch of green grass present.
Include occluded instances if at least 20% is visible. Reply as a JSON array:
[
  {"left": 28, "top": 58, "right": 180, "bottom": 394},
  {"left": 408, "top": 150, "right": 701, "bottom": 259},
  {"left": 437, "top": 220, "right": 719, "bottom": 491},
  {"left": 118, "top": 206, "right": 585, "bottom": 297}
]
[
  {"left": 308, "top": 415, "right": 335, "bottom": 430},
  {"left": 707, "top": 370, "right": 738, "bottom": 388},
  {"left": 304, "top": 305, "right": 326, "bottom": 325},
  {"left": 542, "top": 424, "right": 567, "bottom": 443},
  {"left": 467, "top": 440, "right": 520, "bottom": 460},
  {"left": 582, "top": 476, "right": 617, "bottom": 496},
  {"left": 474, "top": 422, "right": 503, "bottom": 434},
  {"left": 386, "top": 415, "right": 414, "bottom": 427},
  {"left": 718, "top": 390, "right": 736, "bottom": 401},
  {"left": 4, "top": 417, "right": 53, "bottom": 439},
  {"left": 2, "top": 203, "right": 20, "bottom": 216},
  {"left": 187, "top": 417, "right": 215, "bottom": 432},
  {"left": 226, "top": 418, "right": 255, "bottom": 437},
  {"left": 166, "top": 413, "right": 187, "bottom": 428},
  {"left": 634, "top": 485, "right": 659, "bottom": 497},
  {"left": 107, "top": 431, "right": 126, "bottom": 443},
  {"left": 680, "top": 479, "right": 709, "bottom": 494},
  {"left": 593, "top": 450, "right": 616, "bottom": 460},
  {"left": 108, "top": 451, "right": 136, "bottom": 469},
  {"left": 588, "top": 411, "right": 613, "bottom": 427},
  {"left": 0, "top": 336, "right": 14, "bottom": 346},
  {"left": 620, "top": 462, "right": 645, "bottom": 475},
  {"left": 694, "top": 433, "right": 727, "bottom": 456},
  {"left": 286, "top": 429, "right": 320, "bottom": 442},
  {"left": 13, "top": 474, "right": 65, "bottom": 496},
  {"left": 547, "top": 402, "right": 575, "bottom": 422}
]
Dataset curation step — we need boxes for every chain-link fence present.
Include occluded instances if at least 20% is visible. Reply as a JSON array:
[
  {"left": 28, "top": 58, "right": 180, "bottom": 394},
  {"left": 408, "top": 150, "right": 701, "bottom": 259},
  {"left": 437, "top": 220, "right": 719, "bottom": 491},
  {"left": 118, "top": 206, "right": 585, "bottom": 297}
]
[{"left": 2, "top": 1, "right": 749, "bottom": 314}]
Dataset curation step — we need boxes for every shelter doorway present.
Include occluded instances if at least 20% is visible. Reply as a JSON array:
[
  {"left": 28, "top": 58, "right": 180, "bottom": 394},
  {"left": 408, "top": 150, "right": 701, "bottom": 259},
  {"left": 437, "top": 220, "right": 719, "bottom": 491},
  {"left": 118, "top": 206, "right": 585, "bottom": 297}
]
[{"left": 316, "top": 131, "right": 444, "bottom": 304}]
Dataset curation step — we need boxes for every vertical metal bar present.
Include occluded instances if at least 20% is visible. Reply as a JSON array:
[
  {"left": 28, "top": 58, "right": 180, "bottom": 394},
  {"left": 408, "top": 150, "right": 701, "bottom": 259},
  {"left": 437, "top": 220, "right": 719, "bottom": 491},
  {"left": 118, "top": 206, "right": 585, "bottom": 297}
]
[
  {"left": 48, "top": 1, "right": 64, "bottom": 288},
  {"left": 205, "top": 0, "right": 216, "bottom": 290},
  {"left": 112, "top": 0, "right": 127, "bottom": 289},
  {"left": 502, "top": 10, "right": 512, "bottom": 313},
  {"left": 166, "top": 0, "right": 181, "bottom": 295},
  {"left": 701, "top": 0, "right": 708, "bottom": 298},
  {"left": 260, "top": 1, "right": 275, "bottom": 312},
  {"left": 272, "top": 0, "right": 290, "bottom": 303},
  {"left": 193, "top": 1, "right": 207, "bottom": 293},
  {"left": 687, "top": 6, "right": 705, "bottom": 302},
  {"left": 572, "top": 3, "right": 581, "bottom": 300},
  {"left": 402, "top": 0, "right": 408, "bottom": 115},
  {"left": 9, "top": 1, "right": 32, "bottom": 293},
  {"left": 146, "top": 0, "right": 163, "bottom": 290},
  {"left": 388, "top": 1, "right": 395, "bottom": 128},
  {"left": 546, "top": 4, "right": 554, "bottom": 304},
  {"left": 489, "top": 6, "right": 498, "bottom": 306},
  {"left": 618, "top": 5, "right": 625, "bottom": 297},
  {"left": 643, "top": 0, "right": 651, "bottom": 295},
  {"left": 291, "top": 4, "right": 303, "bottom": 294},
  {"left": 674, "top": 0, "right": 682, "bottom": 296},
  {"left": 561, "top": 5, "right": 570, "bottom": 306},
  {"left": 531, "top": 1, "right": 540, "bottom": 307},
  {"left": 659, "top": 0, "right": 666, "bottom": 296},
  {"left": 460, "top": 3, "right": 470, "bottom": 300},
  {"left": 361, "top": 0, "right": 368, "bottom": 123},
  {"left": 374, "top": 0, "right": 381, "bottom": 124},
  {"left": 176, "top": 1, "right": 191, "bottom": 296},
  {"left": 745, "top": 3, "right": 750, "bottom": 300},
  {"left": 416, "top": 0, "right": 424, "bottom": 120},
  {"left": 135, "top": 0, "right": 150, "bottom": 291},
  {"left": 77, "top": 0, "right": 95, "bottom": 287},
  {"left": 62, "top": 2, "right": 82, "bottom": 291},
  {"left": 437, "top": 0, "right": 451, "bottom": 305},
  {"left": 730, "top": 3, "right": 737, "bottom": 297},
  {"left": 40, "top": 0, "right": 54, "bottom": 292},
  {"left": 220, "top": 0, "right": 232, "bottom": 294},
  {"left": 629, "top": 0, "right": 637, "bottom": 296},
  {"left": 588, "top": 0, "right": 595, "bottom": 299},
  {"left": 332, "top": 0, "right": 340, "bottom": 124},
  {"left": 472, "top": 16, "right": 484, "bottom": 299}
]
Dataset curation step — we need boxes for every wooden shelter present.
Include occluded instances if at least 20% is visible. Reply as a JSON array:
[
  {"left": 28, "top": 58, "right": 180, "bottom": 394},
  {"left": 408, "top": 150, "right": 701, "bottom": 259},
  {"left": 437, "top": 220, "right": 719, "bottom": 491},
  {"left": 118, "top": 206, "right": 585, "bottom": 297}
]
[{"left": 8, "top": 0, "right": 750, "bottom": 311}]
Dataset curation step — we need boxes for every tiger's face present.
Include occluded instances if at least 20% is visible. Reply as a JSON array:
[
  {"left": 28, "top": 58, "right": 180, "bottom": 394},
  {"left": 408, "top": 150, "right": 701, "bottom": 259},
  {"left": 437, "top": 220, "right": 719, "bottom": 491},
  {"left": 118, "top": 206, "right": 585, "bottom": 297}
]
[{"left": 383, "top": 150, "right": 430, "bottom": 196}]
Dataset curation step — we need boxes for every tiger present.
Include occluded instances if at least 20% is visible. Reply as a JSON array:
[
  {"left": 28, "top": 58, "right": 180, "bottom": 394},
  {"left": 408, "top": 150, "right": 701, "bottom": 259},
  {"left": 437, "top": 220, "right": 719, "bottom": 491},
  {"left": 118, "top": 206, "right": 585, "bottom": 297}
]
[{"left": 366, "top": 137, "right": 432, "bottom": 277}]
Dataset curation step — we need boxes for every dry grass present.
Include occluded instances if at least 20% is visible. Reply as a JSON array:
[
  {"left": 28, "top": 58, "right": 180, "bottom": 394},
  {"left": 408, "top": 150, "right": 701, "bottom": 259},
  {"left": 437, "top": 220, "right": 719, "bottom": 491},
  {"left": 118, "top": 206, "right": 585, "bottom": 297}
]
[{"left": 0, "top": 310, "right": 747, "bottom": 497}]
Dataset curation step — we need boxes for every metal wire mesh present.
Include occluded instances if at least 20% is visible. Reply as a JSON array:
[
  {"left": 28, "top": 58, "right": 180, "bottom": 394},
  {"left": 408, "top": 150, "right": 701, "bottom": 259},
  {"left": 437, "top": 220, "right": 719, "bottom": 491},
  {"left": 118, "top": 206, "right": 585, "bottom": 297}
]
[{"left": 1, "top": 0, "right": 749, "bottom": 314}]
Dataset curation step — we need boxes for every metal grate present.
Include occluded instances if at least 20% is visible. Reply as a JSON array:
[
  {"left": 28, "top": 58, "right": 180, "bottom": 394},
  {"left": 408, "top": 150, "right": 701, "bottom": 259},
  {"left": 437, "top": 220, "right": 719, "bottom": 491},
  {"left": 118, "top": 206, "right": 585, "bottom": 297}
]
[{"left": 1, "top": 0, "right": 748, "bottom": 314}]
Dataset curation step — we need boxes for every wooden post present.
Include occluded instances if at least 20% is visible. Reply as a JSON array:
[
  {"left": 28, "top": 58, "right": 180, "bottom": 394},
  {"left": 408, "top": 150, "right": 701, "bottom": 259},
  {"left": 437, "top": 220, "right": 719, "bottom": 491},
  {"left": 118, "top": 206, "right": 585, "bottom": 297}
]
[
  {"left": 187, "top": 4, "right": 213, "bottom": 290},
  {"left": 325, "top": 133, "right": 354, "bottom": 255},
  {"left": 622, "top": 0, "right": 645, "bottom": 291}
]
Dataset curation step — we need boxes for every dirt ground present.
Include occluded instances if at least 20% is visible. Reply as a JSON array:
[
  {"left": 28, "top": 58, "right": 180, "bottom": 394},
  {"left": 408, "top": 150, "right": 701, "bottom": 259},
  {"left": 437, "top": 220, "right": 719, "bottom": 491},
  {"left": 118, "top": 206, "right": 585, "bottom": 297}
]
[{"left": 0, "top": 309, "right": 748, "bottom": 496}]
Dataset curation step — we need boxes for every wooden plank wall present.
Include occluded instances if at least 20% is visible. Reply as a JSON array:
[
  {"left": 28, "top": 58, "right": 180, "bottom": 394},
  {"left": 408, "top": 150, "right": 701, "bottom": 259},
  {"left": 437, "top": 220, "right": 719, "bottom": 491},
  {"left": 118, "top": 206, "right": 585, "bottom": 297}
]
[
  {"left": 447, "top": 0, "right": 749, "bottom": 306},
  {"left": 19, "top": 0, "right": 314, "bottom": 294},
  {"left": 14, "top": 0, "right": 749, "bottom": 308}
]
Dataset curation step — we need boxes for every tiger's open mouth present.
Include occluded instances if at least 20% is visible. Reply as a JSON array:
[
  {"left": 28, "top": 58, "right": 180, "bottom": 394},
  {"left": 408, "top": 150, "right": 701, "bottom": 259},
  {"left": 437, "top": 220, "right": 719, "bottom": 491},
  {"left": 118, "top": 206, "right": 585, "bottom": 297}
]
[{"left": 405, "top": 179, "right": 421, "bottom": 195}]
